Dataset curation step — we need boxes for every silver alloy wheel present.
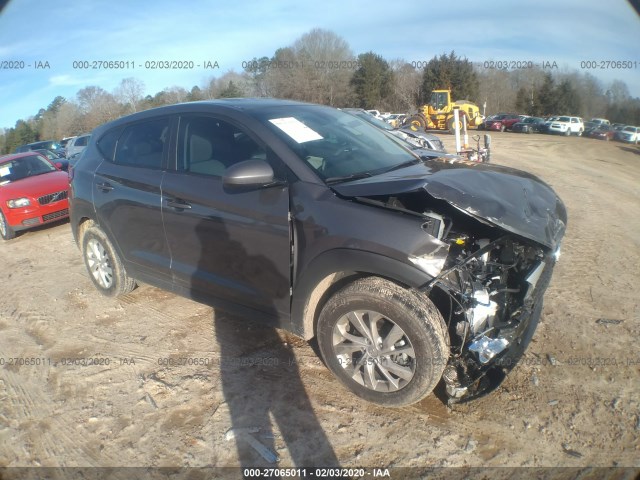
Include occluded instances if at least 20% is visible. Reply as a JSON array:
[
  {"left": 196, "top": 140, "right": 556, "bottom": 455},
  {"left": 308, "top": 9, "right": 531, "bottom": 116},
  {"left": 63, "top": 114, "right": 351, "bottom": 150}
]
[
  {"left": 332, "top": 310, "right": 416, "bottom": 392},
  {"left": 86, "top": 238, "right": 114, "bottom": 289},
  {"left": 0, "top": 213, "right": 6, "bottom": 236}
]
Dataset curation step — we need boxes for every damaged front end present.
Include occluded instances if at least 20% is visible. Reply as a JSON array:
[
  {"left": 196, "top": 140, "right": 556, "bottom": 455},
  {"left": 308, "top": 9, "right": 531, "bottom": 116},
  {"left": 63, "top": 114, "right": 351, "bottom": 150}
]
[
  {"left": 332, "top": 158, "right": 566, "bottom": 402},
  {"left": 425, "top": 233, "right": 558, "bottom": 403}
]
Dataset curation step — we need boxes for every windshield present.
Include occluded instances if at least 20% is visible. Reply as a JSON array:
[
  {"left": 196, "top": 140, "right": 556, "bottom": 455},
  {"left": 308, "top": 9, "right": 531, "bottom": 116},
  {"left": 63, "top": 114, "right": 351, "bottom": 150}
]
[
  {"left": 557, "top": 116, "right": 571, "bottom": 122},
  {"left": 0, "top": 154, "right": 57, "bottom": 184},
  {"left": 254, "top": 105, "right": 416, "bottom": 182},
  {"left": 622, "top": 126, "right": 636, "bottom": 132}
]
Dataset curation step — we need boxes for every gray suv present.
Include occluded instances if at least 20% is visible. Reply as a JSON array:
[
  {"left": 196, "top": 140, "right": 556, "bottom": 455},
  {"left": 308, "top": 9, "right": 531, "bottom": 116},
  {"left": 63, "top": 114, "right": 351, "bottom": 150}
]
[
  {"left": 65, "top": 133, "right": 91, "bottom": 158},
  {"left": 69, "top": 99, "right": 566, "bottom": 406}
]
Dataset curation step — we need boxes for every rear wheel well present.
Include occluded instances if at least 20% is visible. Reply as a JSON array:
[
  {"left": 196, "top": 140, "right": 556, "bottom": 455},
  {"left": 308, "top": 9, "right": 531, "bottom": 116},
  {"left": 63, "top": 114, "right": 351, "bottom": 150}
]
[{"left": 76, "top": 218, "right": 96, "bottom": 252}]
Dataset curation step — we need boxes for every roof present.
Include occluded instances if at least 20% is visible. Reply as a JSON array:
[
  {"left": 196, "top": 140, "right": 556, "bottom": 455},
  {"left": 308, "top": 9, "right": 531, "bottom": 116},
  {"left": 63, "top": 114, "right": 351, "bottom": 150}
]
[{"left": 91, "top": 97, "right": 327, "bottom": 137}]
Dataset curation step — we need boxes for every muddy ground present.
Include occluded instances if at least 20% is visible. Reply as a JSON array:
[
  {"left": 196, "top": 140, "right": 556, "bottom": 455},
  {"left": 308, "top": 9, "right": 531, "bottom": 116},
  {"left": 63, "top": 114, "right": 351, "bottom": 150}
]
[{"left": 0, "top": 132, "right": 638, "bottom": 475}]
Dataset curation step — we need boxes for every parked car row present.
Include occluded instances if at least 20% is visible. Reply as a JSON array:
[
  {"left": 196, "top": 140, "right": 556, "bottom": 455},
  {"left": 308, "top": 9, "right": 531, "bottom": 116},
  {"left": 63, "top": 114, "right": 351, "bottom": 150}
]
[
  {"left": 12, "top": 133, "right": 91, "bottom": 159},
  {"left": 479, "top": 113, "right": 638, "bottom": 142}
]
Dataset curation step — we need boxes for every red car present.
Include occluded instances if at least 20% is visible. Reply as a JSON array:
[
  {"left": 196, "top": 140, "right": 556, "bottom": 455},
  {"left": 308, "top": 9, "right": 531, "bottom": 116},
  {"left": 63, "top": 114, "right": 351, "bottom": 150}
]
[
  {"left": 483, "top": 113, "right": 526, "bottom": 132},
  {"left": 0, "top": 152, "right": 69, "bottom": 240},
  {"left": 586, "top": 125, "right": 615, "bottom": 141}
]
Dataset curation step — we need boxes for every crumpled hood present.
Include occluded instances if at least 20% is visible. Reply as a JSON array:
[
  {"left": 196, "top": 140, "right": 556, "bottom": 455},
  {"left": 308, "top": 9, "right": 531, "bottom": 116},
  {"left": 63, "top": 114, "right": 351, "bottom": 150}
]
[{"left": 332, "top": 159, "right": 567, "bottom": 250}]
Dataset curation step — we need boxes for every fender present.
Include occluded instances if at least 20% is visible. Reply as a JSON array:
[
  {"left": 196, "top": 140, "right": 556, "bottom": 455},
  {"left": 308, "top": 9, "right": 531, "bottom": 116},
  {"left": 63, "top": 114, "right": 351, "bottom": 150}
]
[{"left": 290, "top": 248, "right": 434, "bottom": 339}]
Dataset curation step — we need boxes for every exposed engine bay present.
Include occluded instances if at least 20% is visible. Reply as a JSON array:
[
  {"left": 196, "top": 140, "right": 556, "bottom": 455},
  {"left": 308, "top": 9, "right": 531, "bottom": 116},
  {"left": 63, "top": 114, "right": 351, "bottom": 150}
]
[{"left": 357, "top": 191, "right": 559, "bottom": 402}]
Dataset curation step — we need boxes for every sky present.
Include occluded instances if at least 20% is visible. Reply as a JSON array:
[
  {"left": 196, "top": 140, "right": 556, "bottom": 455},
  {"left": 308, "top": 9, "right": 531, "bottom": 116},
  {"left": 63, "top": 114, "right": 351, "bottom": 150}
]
[{"left": 0, "top": 0, "right": 639, "bottom": 130}]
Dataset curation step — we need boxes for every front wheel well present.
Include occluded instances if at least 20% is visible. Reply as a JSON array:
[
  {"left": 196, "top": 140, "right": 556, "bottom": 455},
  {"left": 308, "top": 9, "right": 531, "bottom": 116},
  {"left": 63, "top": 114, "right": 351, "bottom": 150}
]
[{"left": 301, "top": 271, "right": 414, "bottom": 340}]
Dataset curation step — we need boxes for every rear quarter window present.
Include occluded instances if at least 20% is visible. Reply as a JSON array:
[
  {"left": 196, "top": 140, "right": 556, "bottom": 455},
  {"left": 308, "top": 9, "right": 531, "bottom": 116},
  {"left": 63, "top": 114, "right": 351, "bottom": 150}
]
[
  {"left": 96, "top": 127, "right": 122, "bottom": 162},
  {"left": 113, "top": 118, "right": 171, "bottom": 169}
]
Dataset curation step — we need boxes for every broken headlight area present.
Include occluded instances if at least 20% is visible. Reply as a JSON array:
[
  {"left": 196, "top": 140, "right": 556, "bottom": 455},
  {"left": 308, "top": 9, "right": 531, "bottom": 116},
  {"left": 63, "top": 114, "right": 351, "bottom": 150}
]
[
  {"left": 425, "top": 233, "right": 556, "bottom": 403},
  {"left": 348, "top": 191, "right": 562, "bottom": 402}
]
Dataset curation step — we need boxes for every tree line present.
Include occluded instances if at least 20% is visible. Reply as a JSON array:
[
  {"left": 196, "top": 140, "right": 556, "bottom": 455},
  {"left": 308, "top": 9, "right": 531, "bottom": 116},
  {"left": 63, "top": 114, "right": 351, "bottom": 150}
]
[{"left": 2, "top": 28, "right": 639, "bottom": 154}]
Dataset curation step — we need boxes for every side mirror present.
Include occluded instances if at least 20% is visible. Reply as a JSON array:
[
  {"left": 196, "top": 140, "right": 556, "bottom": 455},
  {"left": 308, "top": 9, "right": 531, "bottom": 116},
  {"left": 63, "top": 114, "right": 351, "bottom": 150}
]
[
  {"left": 55, "top": 162, "right": 63, "bottom": 169},
  {"left": 223, "top": 159, "right": 275, "bottom": 187}
]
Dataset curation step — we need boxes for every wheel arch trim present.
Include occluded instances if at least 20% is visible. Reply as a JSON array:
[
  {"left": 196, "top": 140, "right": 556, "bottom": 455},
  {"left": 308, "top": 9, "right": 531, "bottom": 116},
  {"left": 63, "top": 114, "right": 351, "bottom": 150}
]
[{"left": 291, "top": 249, "right": 433, "bottom": 340}]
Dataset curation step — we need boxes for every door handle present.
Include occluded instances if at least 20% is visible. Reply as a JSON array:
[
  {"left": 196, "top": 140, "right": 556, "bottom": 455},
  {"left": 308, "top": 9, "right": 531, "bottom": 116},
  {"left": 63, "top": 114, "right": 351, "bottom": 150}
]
[
  {"left": 96, "top": 182, "right": 114, "bottom": 192},
  {"left": 166, "top": 199, "right": 192, "bottom": 210}
]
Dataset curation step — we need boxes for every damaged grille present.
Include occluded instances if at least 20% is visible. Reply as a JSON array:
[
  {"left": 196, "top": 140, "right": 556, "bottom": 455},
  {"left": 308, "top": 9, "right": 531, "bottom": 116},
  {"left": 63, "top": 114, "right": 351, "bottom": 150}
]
[{"left": 38, "top": 190, "right": 68, "bottom": 205}]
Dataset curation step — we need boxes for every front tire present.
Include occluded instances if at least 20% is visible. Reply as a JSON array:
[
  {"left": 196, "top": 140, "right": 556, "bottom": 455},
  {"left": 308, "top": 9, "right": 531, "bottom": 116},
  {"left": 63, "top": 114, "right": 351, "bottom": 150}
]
[
  {"left": 317, "top": 277, "right": 449, "bottom": 407},
  {"left": 0, "top": 210, "right": 16, "bottom": 240},
  {"left": 406, "top": 115, "right": 427, "bottom": 131},
  {"left": 82, "top": 226, "right": 136, "bottom": 297}
]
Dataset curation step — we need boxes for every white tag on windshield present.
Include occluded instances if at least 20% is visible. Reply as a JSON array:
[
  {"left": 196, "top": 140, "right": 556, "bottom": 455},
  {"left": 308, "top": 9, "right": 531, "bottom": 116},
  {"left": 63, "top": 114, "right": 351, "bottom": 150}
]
[
  {"left": 0, "top": 166, "right": 11, "bottom": 177},
  {"left": 269, "top": 117, "right": 323, "bottom": 143}
]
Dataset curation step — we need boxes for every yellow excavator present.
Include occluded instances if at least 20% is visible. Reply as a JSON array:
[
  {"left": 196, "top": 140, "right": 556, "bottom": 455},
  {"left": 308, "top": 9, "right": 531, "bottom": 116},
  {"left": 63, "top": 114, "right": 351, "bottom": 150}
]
[{"left": 405, "top": 89, "right": 483, "bottom": 134}]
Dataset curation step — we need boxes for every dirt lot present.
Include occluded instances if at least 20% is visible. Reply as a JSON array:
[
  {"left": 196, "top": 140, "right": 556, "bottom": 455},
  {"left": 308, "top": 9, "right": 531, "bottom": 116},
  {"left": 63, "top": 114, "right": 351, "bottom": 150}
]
[{"left": 0, "top": 132, "right": 639, "bottom": 474}]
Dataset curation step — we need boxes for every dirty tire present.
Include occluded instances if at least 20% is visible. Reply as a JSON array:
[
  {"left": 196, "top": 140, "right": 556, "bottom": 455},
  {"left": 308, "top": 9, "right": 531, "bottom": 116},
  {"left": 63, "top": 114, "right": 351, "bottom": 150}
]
[
  {"left": 0, "top": 210, "right": 16, "bottom": 240},
  {"left": 82, "top": 226, "right": 136, "bottom": 297},
  {"left": 317, "top": 277, "right": 449, "bottom": 407}
]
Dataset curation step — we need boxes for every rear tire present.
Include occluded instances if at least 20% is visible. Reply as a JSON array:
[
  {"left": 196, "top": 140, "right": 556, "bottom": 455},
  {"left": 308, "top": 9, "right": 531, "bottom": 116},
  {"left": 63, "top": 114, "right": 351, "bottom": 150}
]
[
  {"left": 317, "top": 277, "right": 449, "bottom": 407},
  {"left": 0, "top": 210, "right": 16, "bottom": 240},
  {"left": 82, "top": 226, "right": 136, "bottom": 297}
]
